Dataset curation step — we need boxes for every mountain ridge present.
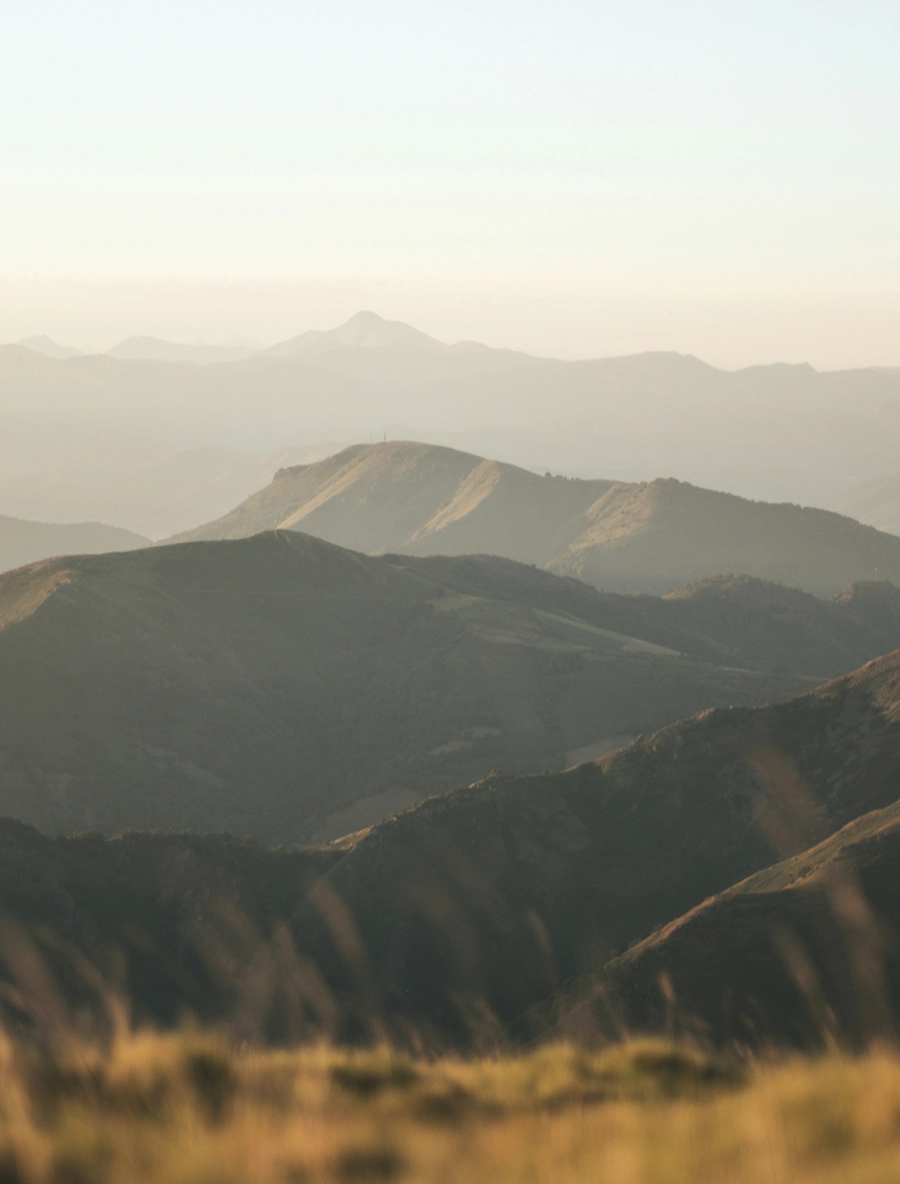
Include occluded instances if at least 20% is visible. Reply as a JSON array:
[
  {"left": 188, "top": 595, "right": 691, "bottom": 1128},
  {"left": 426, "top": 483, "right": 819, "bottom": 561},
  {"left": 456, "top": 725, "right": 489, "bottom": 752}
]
[{"left": 173, "top": 441, "right": 900, "bottom": 597}]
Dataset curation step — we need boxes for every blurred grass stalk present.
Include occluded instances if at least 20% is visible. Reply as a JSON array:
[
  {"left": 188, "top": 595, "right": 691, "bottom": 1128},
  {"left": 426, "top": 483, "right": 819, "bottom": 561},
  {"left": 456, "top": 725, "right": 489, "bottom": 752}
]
[{"left": 2, "top": 1031, "right": 900, "bottom": 1182}]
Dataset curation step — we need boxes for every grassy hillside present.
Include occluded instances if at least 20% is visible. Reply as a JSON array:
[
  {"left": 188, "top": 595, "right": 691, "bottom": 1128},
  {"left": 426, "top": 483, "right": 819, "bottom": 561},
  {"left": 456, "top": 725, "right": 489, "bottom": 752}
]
[
  {"left": 598, "top": 798, "right": 900, "bottom": 1050},
  {"left": 174, "top": 441, "right": 900, "bottom": 596},
  {"left": 172, "top": 442, "right": 613, "bottom": 562},
  {"left": 0, "top": 532, "right": 815, "bottom": 844},
  {"left": 8, "top": 1031, "right": 900, "bottom": 1184},
  {"left": 0, "top": 515, "right": 147, "bottom": 574}
]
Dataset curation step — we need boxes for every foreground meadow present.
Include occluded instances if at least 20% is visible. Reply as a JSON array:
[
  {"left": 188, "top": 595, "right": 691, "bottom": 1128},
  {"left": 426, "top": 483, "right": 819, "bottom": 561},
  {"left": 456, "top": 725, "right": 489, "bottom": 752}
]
[{"left": 0, "top": 1033, "right": 899, "bottom": 1183}]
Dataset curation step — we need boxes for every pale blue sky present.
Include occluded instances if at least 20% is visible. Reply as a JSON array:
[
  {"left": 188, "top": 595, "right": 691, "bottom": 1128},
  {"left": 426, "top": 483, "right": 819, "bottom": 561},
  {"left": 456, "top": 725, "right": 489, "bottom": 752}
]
[{"left": 2, "top": 1, "right": 898, "bottom": 363}]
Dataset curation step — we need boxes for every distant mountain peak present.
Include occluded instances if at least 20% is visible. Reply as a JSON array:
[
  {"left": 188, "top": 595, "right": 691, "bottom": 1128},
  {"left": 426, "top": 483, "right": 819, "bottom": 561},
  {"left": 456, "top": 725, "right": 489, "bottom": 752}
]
[{"left": 266, "top": 311, "right": 445, "bottom": 357}]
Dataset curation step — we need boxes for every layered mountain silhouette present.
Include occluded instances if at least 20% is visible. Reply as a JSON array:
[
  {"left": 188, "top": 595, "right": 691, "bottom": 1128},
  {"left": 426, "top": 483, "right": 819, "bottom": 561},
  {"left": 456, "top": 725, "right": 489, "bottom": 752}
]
[
  {"left": 175, "top": 441, "right": 900, "bottom": 596},
  {"left": 0, "top": 532, "right": 827, "bottom": 844},
  {"left": 2, "top": 643, "right": 900, "bottom": 1048},
  {"left": 0, "top": 514, "right": 148, "bottom": 575},
  {"left": 6, "top": 312, "right": 900, "bottom": 535},
  {"left": 265, "top": 310, "right": 455, "bottom": 357}
]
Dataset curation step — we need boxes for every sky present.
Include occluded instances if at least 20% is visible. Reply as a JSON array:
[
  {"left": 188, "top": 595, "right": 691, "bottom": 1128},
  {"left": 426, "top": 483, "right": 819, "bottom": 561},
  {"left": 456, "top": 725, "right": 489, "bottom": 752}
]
[{"left": 2, "top": 0, "right": 898, "bottom": 367}]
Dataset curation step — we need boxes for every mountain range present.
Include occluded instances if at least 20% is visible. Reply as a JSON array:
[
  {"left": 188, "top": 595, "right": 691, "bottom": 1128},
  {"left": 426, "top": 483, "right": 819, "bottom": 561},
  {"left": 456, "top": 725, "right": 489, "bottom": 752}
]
[
  {"left": 5, "top": 311, "right": 900, "bottom": 1054},
  {"left": 176, "top": 441, "right": 900, "bottom": 597},
  {"left": 2, "top": 640, "right": 900, "bottom": 1049},
  {"left": 5, "top": 312, "right": 900, "bottom": 536}
]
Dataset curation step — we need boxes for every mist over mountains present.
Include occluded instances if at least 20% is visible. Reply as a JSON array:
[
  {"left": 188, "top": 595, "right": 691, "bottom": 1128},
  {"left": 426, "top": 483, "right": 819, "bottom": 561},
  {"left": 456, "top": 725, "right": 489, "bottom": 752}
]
[
  {"left": 5, "top": 311, "right": 900, "bottom": 537},
  {"left": 6, "top": 309, "right": 900, "bottom": 1054}
]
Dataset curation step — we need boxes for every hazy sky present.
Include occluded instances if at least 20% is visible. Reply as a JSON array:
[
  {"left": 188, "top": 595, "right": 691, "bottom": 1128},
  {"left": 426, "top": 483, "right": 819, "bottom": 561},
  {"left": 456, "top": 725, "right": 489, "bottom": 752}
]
[{"left": 2, "top": 1, "right": 898, "bottom": 366}]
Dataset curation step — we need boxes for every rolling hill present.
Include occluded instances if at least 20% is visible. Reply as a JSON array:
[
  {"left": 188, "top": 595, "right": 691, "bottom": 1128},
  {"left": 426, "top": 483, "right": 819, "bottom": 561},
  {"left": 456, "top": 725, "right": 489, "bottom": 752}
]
[
  {"left": 174, "top": 441, "right": 900, "bottom": 596},
  {"left": 0, "top": 818, "right": 341, "bottom": 1040},
  {"left": 0, "top": 514, "right": 148, "bottom": 574},
  {"left": 0, "top": 532, "right": 822, "bottom": 845},
  {"left": 392, "top": 559, "right": 900, "bottom": 679}
]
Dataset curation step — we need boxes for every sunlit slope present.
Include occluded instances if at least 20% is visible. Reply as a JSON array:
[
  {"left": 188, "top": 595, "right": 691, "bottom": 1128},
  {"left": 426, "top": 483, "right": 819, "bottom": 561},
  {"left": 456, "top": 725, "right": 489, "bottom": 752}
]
[
  {"left": 601, "top": 798, "right": 900, "bottom": 1049},
  {"left": 274, "top": 647, "right": 900, "bottom": 1043},
  {"left": 172, "top": 442, "right": 616, "bottom": 562},
  {"left": 0, "top": 533, "right": 811, "bottom": 843},
  {"left": 0, "top": 514, "right": 147, "bottom": 574},
  {"left": 175, "top": 441, "right": 900, "bottom": 596},
  {"left": 552, "top": 477, "right": 900, "bottom": 596}
]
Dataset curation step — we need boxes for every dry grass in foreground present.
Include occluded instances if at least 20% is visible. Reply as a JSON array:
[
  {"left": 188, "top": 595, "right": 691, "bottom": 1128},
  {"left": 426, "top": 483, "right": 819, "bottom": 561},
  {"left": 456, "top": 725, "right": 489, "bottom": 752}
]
[{"left": 0, "top": 1033, "right": 899, "bottom": 1182}]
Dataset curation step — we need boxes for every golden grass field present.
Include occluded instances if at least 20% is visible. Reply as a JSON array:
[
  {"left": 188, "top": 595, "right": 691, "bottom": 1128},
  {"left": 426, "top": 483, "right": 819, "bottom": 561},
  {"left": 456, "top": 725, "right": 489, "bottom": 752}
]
[{"left": 1, "top": 1032, "right": 900, "bottom": 1183}]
